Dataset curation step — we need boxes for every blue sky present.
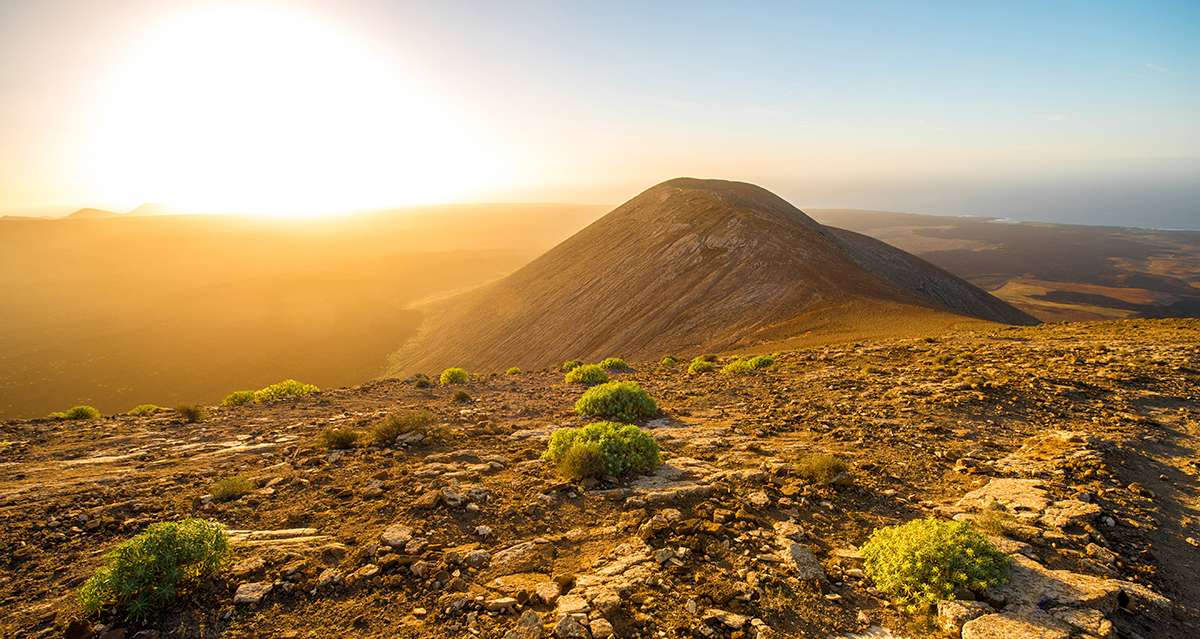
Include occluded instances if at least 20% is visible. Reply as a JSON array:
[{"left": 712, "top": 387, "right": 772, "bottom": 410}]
[{"left": 1, "top": 0, "right": 1197, "bottom": 226}]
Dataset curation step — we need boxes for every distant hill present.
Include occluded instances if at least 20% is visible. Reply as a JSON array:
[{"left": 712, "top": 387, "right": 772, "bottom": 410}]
[
  {"left": 127, "top": 203, "right": 175, "bottom": 216},
  {"left": 65, "top": 207, "right": 119, "bottom": 219},
  {"left": 389, "top": 178, "right": 1035, "bottom": 373},
  {"left": 809, "top": 209, "right": 1200, "bottom": 321}
]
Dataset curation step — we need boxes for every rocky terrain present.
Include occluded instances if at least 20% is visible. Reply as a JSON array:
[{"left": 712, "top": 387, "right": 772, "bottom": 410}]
[
  {"left": 390, "top": 179, "right": 1035, "bottom": 374},
  {"left": 2, "top": 319, "right": 1198, "bottom": 638}
]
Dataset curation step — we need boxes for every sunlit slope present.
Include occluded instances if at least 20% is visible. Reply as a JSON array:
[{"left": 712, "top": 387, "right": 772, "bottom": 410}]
[{"left": 0, "top": 204, "right": 605, "bottom": 418}]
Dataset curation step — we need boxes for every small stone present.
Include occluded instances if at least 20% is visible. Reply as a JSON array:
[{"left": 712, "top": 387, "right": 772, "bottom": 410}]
[
  {"left": 554, "top": 614, "right": 588, "bottom": 639},
  {"left": 233, "top": 581, "right": 273, "bottom": 605},
  {"left": 380, "top": 524, "right": 413, "bottom": 548},
  {"left": 535, "top": 580, "right": 561, "bottom": 605},
  {"left": 937, "top": 600, "right": 993, "bottom": 635},
  {"left": 747, "top": 491, "right": 770, "bottom": 508},
  {"left": 486, "top": 597, "right": 519, "bottom": 612},
  {"left": 504, "top": 610, "right": 543, "bottom": 639},
  {"left": 779, "top": 541, "right": 826, "bottom": 583},
  {"left": 703, "top": 608, "right": 749, "bottom": 629},
  {"left": 589, "top": 618, "right": 615, "bottom": 639}
]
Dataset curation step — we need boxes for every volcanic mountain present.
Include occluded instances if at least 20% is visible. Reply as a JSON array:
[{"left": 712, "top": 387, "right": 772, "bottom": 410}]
[{"left": 389, "top": 178, "right": 1036, "bottom": 373}]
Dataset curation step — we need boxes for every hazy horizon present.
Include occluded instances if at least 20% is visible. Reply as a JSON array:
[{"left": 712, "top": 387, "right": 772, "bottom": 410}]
[{"left": 2, "top": 1, "right": 1197, "bottom": 226}]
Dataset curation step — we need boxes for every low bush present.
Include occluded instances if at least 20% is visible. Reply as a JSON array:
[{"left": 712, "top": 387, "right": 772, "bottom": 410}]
[
  {"left": 439, "top": 367, "right": 469, "bottom": 385},
  {"left": 748, "top": 355, "right": 775, "bottom": 369},
  {"left": 319, "top": 427, "right": 360, "bottom": 449},
  {"left": 368, "top": 410, "right": 445, "bottom": 446},
  {"left": 560, "top": 359, "right": 583, "bottom": 372},
  {"left": 722, "top": 355, "right": 775, "bottom": 375},
  {"left": 695, "top": 354, "right": 718, "bottom": 363},
  {"left": 564, "top": 364, "right": 609, "bottom": 385},
  {"left": 543, "top": 421, "right": 660, "bottom": 480},
  {"left": 211, "top": 476, "right": 253, "bottom": 502},
  {"left": 128, "top": 404, "right": 163, "bottom": 416},
  {"left": 49, "top": 405, "right": 101, "bottom": 420},
  {"left": 575, "top": 381, "right": 658, "bottom": 422},
  {"left": 795, "top": 452, "right": 850, "bottom": 484},
  {"left": 659, "top": 355, "right": 678, "bottom": 367},
  {"left": 688, "top": 359, "right": 716, "bottom": 374},
  {"left": 861, "top": 518, "right": 1010, "bottom": 610},
  {"left": 221, "top": 390, "right": 255, "bottom": 407},
  {"left": 78, "top": 519, "right": 228, "bottom": 621},
  {"left": 505, "top": 367, "right": 522, "bottom": 375},
  {"left": 721, "top": 359, "right": 756, "bottom": 375},
  {"left": 599, "top": 357, "right": 630, "bottom": 372},
  {"left": 253, "top": 379, "right": 319, "bottom": 403},
  {"left": 412, "top": 373, "right": 432, "bottom": 389},
  {"left": 452, "top": 390, "right": 472, "bottom": 403},
  {"left": 176, "top": 405, "right": 205, "bottom": 423}
]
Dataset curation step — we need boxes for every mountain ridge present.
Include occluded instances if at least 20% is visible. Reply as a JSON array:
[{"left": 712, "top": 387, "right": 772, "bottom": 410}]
[{"left": 389, "top": 178, "right": 1036, "bottom": 373}]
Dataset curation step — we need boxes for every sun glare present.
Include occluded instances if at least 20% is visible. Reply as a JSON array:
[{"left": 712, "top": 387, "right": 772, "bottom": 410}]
[{"left": 85, "top": 6, "right": 504, "bottom": 217}]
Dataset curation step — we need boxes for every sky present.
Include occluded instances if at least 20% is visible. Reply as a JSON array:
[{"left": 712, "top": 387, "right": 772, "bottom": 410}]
[{"left": 1, "top": 0, "right": 1198, "bottom": 226}]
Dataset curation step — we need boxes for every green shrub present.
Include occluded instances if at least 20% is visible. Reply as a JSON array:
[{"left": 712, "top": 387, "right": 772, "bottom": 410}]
[
  {"left": 505, "top": 367, "right": 522, "bottom": 375},
  {"left": 368, "top": 410, "right": 446, "bottom": 446},
  {"left": 319, "top": 427, "right": 360, "bottom": 449},
  {"left": 747, "top": 355, "right": 775, "bottom": 369},
  {"left": 795, "top": 453, "right": 850, "bottom": 484},
  {"left": 78, "top": 519, "right": 228, "bottom": 621},
  {"left": 721, "top": 359, "right": 756, "bottom": 375},
  {"left": 599, "top": 357, "right": 630, "bottom": 372},
  {"left": 439, "top": 367, "right": 469, "bottom": 385},
  {"left": 221, "top": 390, "right": 255, "bottom": 407},
  {"left": 211, "top": 476, "right": 253, "bottom": 502},
  {"left": 659, "top": 355, "right": 678, "bottom": 367},
  {"left": 687, "top": 359, "right": 716, "bottom": 375},
  {"left": 575, "top": 382, "right": 658, "bottom": 422},
  {"left": 861, "top": 518, "right": 1010, "bottom": 610},
  {"left": 722, "top": 354, "right": 775, "bottom": 375},
  {"left": 543, "top": 421, "right": 660, "bottom": 480},
  {"left": 49, "top": 405, "right": 101, "bottom": 420},
  {"left": 564, "top": 364, "right": 609, "bottom": 385},
  {"left": 176, "top": 405, "right": 205, "bottom": 423},
  {"left": 560, "top": 359, "right": 583, "bottom": 372},
  {"left": 252, "top": 379, "right": 319, "bottom": 403},
  {"left": 128, "top": 404, "right": 163, "bottom": 416},
  {"left": 695, "top": 354, "right": 718, "bottom": 362},
  {"left": 555, "top": 441, "right": 607, "bottom": 481},
  {"left": 412, "top": 373, "right": 433, "bottom": 389}
]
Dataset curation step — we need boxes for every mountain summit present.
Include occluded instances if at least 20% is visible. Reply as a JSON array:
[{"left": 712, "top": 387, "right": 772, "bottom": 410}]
[{"left": 390, "top": 178, "right": 1036, "bottom": 372}]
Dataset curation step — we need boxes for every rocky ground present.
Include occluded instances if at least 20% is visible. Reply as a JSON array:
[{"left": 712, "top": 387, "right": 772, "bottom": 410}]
[{"left": 1, "top": 319, "right": 1198, "bottom": 639}]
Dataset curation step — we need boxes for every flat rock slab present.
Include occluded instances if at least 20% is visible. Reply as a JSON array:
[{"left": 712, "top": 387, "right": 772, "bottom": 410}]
[
  {"left": 961, "top": 610, "right": 1071, "bottom": 639},
  {"left": 986, "top": 555, "right": 1122, "bottom": 612},
  {"left": 957, "top": 479, "right": 1050, "bottom": 514}
]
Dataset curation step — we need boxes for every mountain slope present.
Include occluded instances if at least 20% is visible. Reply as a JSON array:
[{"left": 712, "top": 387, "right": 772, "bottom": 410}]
[{"left": 390, "top": 178, "right": 1036, "bottom": 372}]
